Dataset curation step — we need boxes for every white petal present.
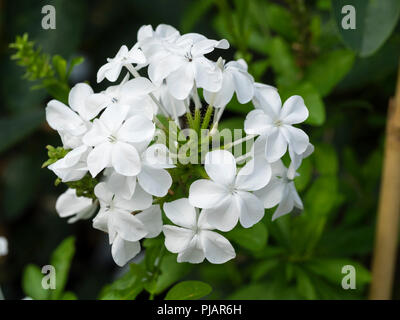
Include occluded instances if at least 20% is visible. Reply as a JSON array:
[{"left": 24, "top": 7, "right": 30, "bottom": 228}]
[
  {"left": 163, "top": 225, "right": 194, "bottom": 253},
  {"left": 281, "top": 95, "right": 309, "bottom": 124},
  {"left": 55, "top": 189, "right": 93, "bottom": 218},
  {"left": 136, "top": 205, "right": 162, "bottom": 238},
  {"left": 235, "top": 159, "right": 271, "bottom": 191},
  {"left": 116, "top": 184, "right": 152, "bottom": 211},
  {"left": 0, "top": 237, "right": 8, "bottom": 257},
  {"left": 204, "top": 74, "right": 234, "bottom": 108},
  {"left": 82, "top": 119, "right": 110, "bottom": 146},
  {"left": 177, "top": 236, "right": 205, "bottom": 264},
  {"left": 236, "top": 191, "right": 265, "bottom": 228},
  {"left": 46, "top": 100, "right": 86, "bottom": 135},
  {"left": 167, "top": 63, "right": 195, "bottom": 100},
  {"left": 244, "top": 109, "right": 274, "bottom": 136},
  {"left": 202, "top": 196, "right": 239, "bottom": 232},
  {"left": 100, "top": 104, "right": 129, "bottom": 133},
  {"left": 232, "top": 69, "right": 254, "bottom": 104},
  {"left": 193, "top": 57, "right": 222, "bottom": 93},
  {"left": 204, "top": 150, "right": 236, "bottom": 186},
  {"left": 118, "top": 115, "right": 155, "bottom": 143},
  {"left": 83, "top": 93, "right": 110, "bottom": 120},
  {"left": 252, "top": 83, "right": 281, "bottom": 119},
  {"left": 163, "top": 198, "right": 197, "bottom": 229},
  {"left": 120, "top": 77, "right": 156, "bottom": 98},
  {"left": 106, "top": 171, "right": 136, "bottom": 200},
  {"left": 68, "top": 83, "right": 94, "bottom": 115},
  {"left": 138, "top": 166, "right": 172, "bottom": 197},
  {"left": 148, "top": 54, "right": 184, "bottom": 85},
  {"left": 189, "top": 179, "right": 229, "bottom": 209},
  {"left": 87, "top": 142, "right": 112, "bottom": 177},
  {"left": 112, "top": 142, "right": 141, "bottom": 176},
  {"left": 111, "top": 235, "right": 141, "bottom": 267},
  {"left": 255, "top": 178, "right": 287, "bottom": 208},
  {"left": 94, "top": 182, "right": 114, "bottom": 204},
  {"left": 271, "top": 190, "right": 294, "bottom": 221},
  {"left": 112, "top": 210, "right": 148, "bottom": 242},
  {"left": 200, "top": 230, "right": 235, "bottom": 264},
  {"left": 265, "top": 129, "right": 287, "bottom": 162},
  {"left": 92, "top": 209, "right": 109, "bottom": 234},
  {"left": 281, "top": 125, "right": 309, "bottom": 156}
]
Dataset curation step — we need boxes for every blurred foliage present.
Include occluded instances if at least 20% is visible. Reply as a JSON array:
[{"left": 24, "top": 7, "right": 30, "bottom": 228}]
[{"left": 1, "top": 0, "right": 399, "bottom": 300}]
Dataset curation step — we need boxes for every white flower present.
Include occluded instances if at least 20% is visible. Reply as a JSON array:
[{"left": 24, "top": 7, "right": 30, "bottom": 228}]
[
  {"left": 155, "top": 81, "right": 187, "bottom": 118},
  {"left": 82, "top": 104, "right": 155, "bottom": 177},
  {"left": 97, "top": 44, "right": 146, "bottom": 83},
  {"left": 255, "top": 160, "right": 303, "bottom": 221},
  {"left": 46, "top": 83, "right": 94, "bottom": 149},
  {"left": 0, "top": 236, "right": 8, "bottom": 257},
  {"left": 189, "top": 150, "right": 271, "bottom": 232},
  {"left": 244, "top": 85, "right": 309, "bottom": 162},
  {"left": 93, "top": 183, "right": 160, "bottom": 266},
  {"left": 105, "top": 143, "right": 175, "bottom": 199},
  {"left": 55, "top": 188, "right": 98, "bottom": 223},
  {"left": 148, "top": 33, "right": 229, "bottom": 99},
  {"left": 204, "top": 58, "right": 254, "bottom": 108},
  {"left": 137, "top": 24, "right": 180, "bottom": 67},
  {"left": 162, "top": 198, "right": 235, "bottom": 264},
  {"left": 86, "top": 75, "right": 158, "bottom": 121},
  {"left": 287, "top": 142, "right": 314, "bottom": 180},
  {"left": 48, "top": 145, "right": 90, "bottom": 182}
]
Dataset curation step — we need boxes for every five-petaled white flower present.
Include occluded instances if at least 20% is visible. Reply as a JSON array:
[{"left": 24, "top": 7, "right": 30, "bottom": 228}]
[
  {"left": 105, "top": 143, "right": 175, "bottom": 199},
  {"left": 189, "top": 150, "right": 271, "bottom": 232},
  {"left": 163, "top": 198, "right": 235, "bottom": 264},
  {"left": 55, "top": 188, "right": 98, "bottom": 223},
  {"left": 204, "top": 58, "right": 254, "bottom": 108},
  {"left": 92, "top": 183, "right": 161, "bottom": 266},
  {"left": 83, "top": 104, "right": 155, "bottom": 177},
  {"left": 148, "top": 33, "right": 229, "bottom": 99},
  {"left": 244, "top": 84, "right": 309, "bottom": 162},
  {"left": 97, "top": 44, "right": 146, "bottom": 83}
]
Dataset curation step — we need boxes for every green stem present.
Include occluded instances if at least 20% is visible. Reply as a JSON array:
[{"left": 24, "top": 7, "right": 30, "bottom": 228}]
[
  {"left": 201, "top": 105, "right": 214, "bottom": 130},
  {"left": 186, "top": 111, "right": 195, "bottom": 129},
  {"left": 149, "top": 245, "right": 166, "bottom": 300},
  {"left": 193, "top": 108, "right": 202, "bottom": 133}
]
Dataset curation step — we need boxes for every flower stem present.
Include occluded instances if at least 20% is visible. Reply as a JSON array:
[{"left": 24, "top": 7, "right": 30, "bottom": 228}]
[
  {"left": 222, "top": 134, "right": 256, "bottom": 150},
  {"left": 193, "top": 108, "right": 202, "bottom": 133},
  {"left": 201, "top": 105, "right": 214, "bottom": 130},
  {"left": 148, "top": 245, "right": 166, "bottom": 300}
]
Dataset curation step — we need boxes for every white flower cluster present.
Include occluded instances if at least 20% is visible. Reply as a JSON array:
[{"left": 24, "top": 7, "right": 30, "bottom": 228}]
[{"left": 45, "top": 24, "right": 313, "bottom": 267}]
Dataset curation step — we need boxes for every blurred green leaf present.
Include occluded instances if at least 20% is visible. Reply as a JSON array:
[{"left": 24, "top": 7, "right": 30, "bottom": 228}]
[
  {"left": 155, "top": 254, "right": 192, "bottom": 294},
  {"left": 52, "top": 55, "right": 67, "bottom": 81},
  {"left": 100, "top": 264, "right": 146, "bottom": 300},
  {"left": 181, "top": 0, "right": 214, "bottom": 33},
  {"left": 22, "top": 264, "right": 49, "bottom": 300},
  {"left": 332, "top": 0, "right": 400, "bottom": 57},
  {"left": 225, "top": 222, "right": 268, "bottom": 252},
  {"left": 314, "top": 143, "right": 339, "bottom": 175},
  {"left": 61, "top": 291, "right": 78, "bottom": 300},
  {"left": 295, "top": 267, "right": 317, "bottom": 300},
  {"left": 50, "top": 236, "right": 75, "bottom": 299},
  {"left": 305, "top": 50, "right": 355, "bottom": 97},
  {"left": 251, "top": 259, "right": 280, "bottom": 281},
  {"left": 0, "top": 109, "right": 44, "bottom": 153},
  {"left": 264, "top": 3, "right": 297, "bottom": 41},
  {"left": 165, "top": 280, "right": 212, "bottom": 300}
]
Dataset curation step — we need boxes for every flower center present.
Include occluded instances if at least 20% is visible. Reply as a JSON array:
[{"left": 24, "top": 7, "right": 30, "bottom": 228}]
[
  {"left": 274, "top": 119, "right": 283, "bottom": 127},
  {"left": 108, "top": 134, "right": 118, "bottom": 143},
  {"left": 111, "top": 97, "right": 118, "bottom": 103}
]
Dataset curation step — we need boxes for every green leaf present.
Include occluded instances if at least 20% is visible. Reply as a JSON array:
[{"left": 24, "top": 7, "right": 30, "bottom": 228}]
[
  {"left": 67, "top": 56, "right": 84, "bottom": 78},
  {"left": 154, "top": 254, "right": 192, "bottom": 294},
  {"left": 295, "top": 267, "right": 317, "bottom": 300},
  {"left": 0, "top": 109, "right": 44, "bottom": 153},
  {"left": 181, "top": 0, "right": 214, "bottom": 33},
  {"left": 22, "top": 264, "right": 49, "bottom": 300},
  {"left": 280, "top": 82, "right": 325, "bottom": 126},
  {"left": 305, "top": 50, "right": 355, "bottom": 96},
  {"left": 50, "top": 236, "right": 75, "bottom": 299},
  {"left": 165, "top": 281, "right": 212, "bottom": 300},
  {"left": 314, "top": 143, "right": 339, "bottom": 176},
  {"left": 251, "top": 259, "right": 280, "bottom": 281},
  {"left": 264, "top": 3, "right": 298, "bottom": 41},
  {"left": 332, "top": 0, "right": 400, "bottom": 57},
  {"left": 304, "top": 258, "right": 371, "bottom": 289},
  {"left": 225, "top": 222, "right": 268, "bottom": 251},
  {"left": 52, "top": 55, "right": 67, "bottom": 81},
  {"left": 61, "top": 291, "right": 78, "bottom": 300},
  {"left": 100, "top": 264, "right": 146, "bottom": 300}
]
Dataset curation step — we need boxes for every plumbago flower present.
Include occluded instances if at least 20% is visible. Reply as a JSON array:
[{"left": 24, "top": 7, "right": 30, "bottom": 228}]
[{"left": 43, "top": 23, "right": 313, "bottom": 272}]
